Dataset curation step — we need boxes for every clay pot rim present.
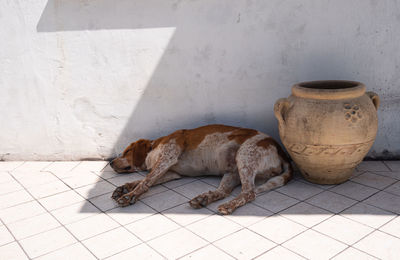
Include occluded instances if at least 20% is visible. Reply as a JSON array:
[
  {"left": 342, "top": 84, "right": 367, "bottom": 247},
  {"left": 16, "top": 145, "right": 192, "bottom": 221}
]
[{"left": 292, "top": 80, "right": 366, "bottom": 100}]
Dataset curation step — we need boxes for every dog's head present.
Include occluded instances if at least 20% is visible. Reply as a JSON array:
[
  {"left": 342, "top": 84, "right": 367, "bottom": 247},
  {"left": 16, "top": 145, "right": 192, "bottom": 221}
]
[{"left": 110, "top": 139, "right": 152, "bottom": 173}]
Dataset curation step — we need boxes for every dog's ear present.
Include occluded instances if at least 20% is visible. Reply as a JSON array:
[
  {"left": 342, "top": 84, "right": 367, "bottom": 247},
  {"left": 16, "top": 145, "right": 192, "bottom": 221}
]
[{"left": 132, "top": 139, "right": 152, "bottom": 168}]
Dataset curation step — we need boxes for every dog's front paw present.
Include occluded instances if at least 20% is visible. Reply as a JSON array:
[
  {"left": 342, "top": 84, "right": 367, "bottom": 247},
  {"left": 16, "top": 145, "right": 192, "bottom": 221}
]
[
  {"left": 217, "top": 204, "right": 234, "bottom": 215},
  {"left": 111, "top": 186, "right": 129, "bottom": 201},
  {"left": 116, "top": 194, "right": 134, "bottom": 207}
]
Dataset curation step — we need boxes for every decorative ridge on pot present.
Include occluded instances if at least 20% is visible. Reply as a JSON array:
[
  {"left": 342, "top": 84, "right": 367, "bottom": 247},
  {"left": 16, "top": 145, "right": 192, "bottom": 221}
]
[
  {"left": 275, "top": 80, "right": 380, "bottom": 185},
  {"left": 292, "top": 80, "right": 366, "bottom": 100}
]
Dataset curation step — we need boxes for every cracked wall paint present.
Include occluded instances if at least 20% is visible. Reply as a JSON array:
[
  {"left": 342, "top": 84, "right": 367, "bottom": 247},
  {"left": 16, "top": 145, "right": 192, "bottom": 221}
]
[{"left": 0, "top": 0, "right": 399, "bottom": 160}]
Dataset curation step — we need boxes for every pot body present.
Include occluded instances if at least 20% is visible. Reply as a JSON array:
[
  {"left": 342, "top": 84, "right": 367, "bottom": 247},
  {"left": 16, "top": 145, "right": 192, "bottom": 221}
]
[{"left": 275, "top": 81, "right": 379, "bottom": 184}]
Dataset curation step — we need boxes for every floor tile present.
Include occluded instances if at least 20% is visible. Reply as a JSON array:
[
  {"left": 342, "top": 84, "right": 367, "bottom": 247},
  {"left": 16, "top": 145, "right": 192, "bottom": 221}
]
[
  {"left": 0, "top": 242, "right": 28, "bottom": 260},
  {"left": 26, "top": 180, "right": 70, "bottom": 199},
  {"left": 65, "top": 213, "right": 119, "bottom": 240},
  {"left": 214, "top": 229, "right": 276, "bottom": 260},
  {"left": 313, "top": 215, "right": 373, "bottom": 245},
  {"left": 106, "top": 201, "right": 156, "bottom": 225},
  {"left": 139, "top": 184, "right": 169, "bottom": 199},
  {"left": 0, "top": 225, "right": 14, "bottom": 246},
  {"left": 277, "top": 180, "right": 324, "bottom": 201},
  {"left": 42, "top": 161, "right": 80, "bottom": 176},
  {"left": 62, "top": 171, "right": 103, "bottom": 189},
  {"left": 72, "top": 161, "right": 108, "bottom": 173},
  {"left": 162, "top": 203, "right": 212, "bottom": 226},
  {"left": 302, "top": 181, "right": 337, "bottom": 190},
  {"left": 162, "top": 177, "right": 197, "bottom": 189},
  {"left": 385, "top": 161, "right": 400, "bottom": 171},
  {"left": 341, "top": 202, "right": 396, "bottom": 228},
  {"left": 51, "top": 200, "right": 100, "bottom": 225},
  {"left": 379, "top": 216, "right": 400, "bottom": 239},
  {"left": 280, "top": 202, "right": 332, "bottom": 227},
  {"left": 186, "top": 214, "right": 242, "bottom": 242},
  {"left": 384, "top": 181, "right": 400, "bottom": 196},
  {"left": 75, "top": 181, "right": 116, "bottom": 199},
  {"left": 16, "top": 171, "right": 59, "bottom": 188},
  {"left": 39, "top": 190, "right": 84, "bottom": 211},
  {"left": 332, "top": 247, "right": 378, "bottom": 260},
  {"left": 98, "top": 163, "right": 114, "bottom": 173},
  {"left": 174, "top": 181, "right": 216, "bottom": 199},
  {"left": 306, "top": 191, "right": 357, "bottom": 213},
  {"left": 95, "top": 170, "right": 117, "bottom": 180},
  {"left": 255, "top": 246, "right": 306, "bottom": 259},
  {"left": 253, "top": 191, "right": 299, "bottom": 213},
  {"left": 363, "top": 191, "right": 400, "bottom": 214},
  {"left": 330, "top": 181, "right": 379, "bottom": 201},
  {"left": 35, "top": 242, "right": 96, "bottom": 260},
  {"left": 354, "top": 230, "right": 400, "bottom": 260},
  {"left": 105, "top": 243, "right": 164, "bottom": 260},
  {"left": 350, "top": 169, "right": 364, "bottom": 178},
  {"left": 248, "top": 215, "right": 306, "bottom": 244},
  {"left": 89, "top": 192, "right": 118, "bottom": 211},
  {"left": 82, "top": 227, "right": 141, "bottom": 259},
  {"left": 356, "top": 161, "right": 390, "bottom": 172},
  {"left": 180, "top": 244, "right": 234, "bottom": 260},
  {"left": 12, "top": 161, "right": 52, "bottom": 173},
  {"left": 0, "top": 201, "right": 45, "bottom": 224},
  {"left": 0, "top": 190, "right": 33, "bottom": 209},
  {"left": 19, "top": 227, "right": 76, "bottom": 258},
  {"left": 0, "top": 172, "right": 14, "bottom": 184},
  {"left": 126, "top": 214, "right": 180, "bottom": 241},
  {"left": 0, "top": 162, "right": 24, "bottom": 172},
  {"left": 283, "top": 229, "right": 347, "bottom": 260},
  {"left": 141, "top": 190, "right": 188, "bottom": 212},
  {"left": 370, "top": 170, "right": 400, "bottom": 180},
  {"left": 7, "top": 213, "right": 60, "bottom": 240},
  {"left": 200, "top": 176, "right": 222, "bottom": 187},
  {"left": 107, "top": 174, "right": 143, "bottom": 187},
  {"left": 0, "top": 180, "right": 24, "bottom": 196},
  {"left": 352, "top": 172, "right": 396, "bottom": 189},
  {"left": 147, "top": 228, "right": 208, "bottom": 259},
  {"left": 223, "top": 203, "right": 273, "bottom": 227}
]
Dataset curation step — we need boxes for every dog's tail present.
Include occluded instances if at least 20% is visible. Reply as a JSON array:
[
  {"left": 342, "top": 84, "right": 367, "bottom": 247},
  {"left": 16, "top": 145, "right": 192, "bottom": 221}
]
[{"left": 255, "top": 159, "right": 293, "bottom": 195}]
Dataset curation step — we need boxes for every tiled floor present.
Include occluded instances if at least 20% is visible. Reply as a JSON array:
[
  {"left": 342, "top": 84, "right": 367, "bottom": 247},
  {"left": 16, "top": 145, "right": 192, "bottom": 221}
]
[{"left": 0, "top": 160, "right": 399, "bottom": 259}]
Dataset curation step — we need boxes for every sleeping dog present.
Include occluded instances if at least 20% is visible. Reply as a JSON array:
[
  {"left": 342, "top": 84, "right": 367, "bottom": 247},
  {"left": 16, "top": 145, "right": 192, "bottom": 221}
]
[{"left": 110, "top": 124, "right": 292, "bottom": 215}]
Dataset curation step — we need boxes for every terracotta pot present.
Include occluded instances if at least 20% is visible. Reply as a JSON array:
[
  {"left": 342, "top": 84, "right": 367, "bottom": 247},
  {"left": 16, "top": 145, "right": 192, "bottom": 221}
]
[{"left": 274, "top": 80, "right": 380, "bottom": 184}]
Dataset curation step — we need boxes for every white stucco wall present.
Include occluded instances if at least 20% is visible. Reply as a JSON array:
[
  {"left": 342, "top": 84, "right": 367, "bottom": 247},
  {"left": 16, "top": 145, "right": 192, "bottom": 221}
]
[{"left": 1, "top": 0, "right": 399, "bottom": 160}]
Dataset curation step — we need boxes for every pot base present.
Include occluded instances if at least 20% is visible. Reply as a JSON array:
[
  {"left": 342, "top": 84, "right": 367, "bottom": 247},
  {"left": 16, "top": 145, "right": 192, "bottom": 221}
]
[{"left": 299, "top": 167, "right": 354, "bottom": 185}]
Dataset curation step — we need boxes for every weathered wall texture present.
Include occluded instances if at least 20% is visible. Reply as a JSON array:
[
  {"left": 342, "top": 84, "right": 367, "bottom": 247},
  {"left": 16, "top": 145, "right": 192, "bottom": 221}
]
[{"left": 1, "top": 0, "right": 399, "bottom": 160}]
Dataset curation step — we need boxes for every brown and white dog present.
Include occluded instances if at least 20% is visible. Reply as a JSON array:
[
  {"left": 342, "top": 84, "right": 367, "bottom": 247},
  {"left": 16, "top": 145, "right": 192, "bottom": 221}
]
[{"left": 110, "top": 124, "right": 292, "bottom": 214}]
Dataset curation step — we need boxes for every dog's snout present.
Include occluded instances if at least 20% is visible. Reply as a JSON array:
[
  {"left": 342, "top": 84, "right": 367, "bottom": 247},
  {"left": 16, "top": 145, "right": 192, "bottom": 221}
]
[{"left": 110, "top": 160, "right": 115, "bottom": 167}]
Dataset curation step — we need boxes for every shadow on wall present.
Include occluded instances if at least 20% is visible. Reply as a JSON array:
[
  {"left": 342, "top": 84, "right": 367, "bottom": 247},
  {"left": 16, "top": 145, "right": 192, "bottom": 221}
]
[
  {"left": 37, "top": 1, "right": 387, "bottom": 215},
  {"left": 37, "top": 0, "right": 359, "bottom": 156}
]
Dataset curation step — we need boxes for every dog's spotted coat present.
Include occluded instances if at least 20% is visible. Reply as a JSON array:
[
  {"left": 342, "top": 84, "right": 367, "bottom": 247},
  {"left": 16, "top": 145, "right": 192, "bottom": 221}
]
[{"left": 110, "top": 124, "right": 292, "bottom": 214}]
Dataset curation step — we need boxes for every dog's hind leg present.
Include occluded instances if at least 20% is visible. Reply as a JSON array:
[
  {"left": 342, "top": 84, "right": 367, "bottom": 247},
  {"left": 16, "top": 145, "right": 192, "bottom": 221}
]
[
  {"left": 217, "top": 165, "right": 257, "bottom": 215},
  {"left": 254, "top": 160, "right": 292, "bottom": 194},
  {"left": 189, "top": 172, "right": 240, "bottom": 209}
]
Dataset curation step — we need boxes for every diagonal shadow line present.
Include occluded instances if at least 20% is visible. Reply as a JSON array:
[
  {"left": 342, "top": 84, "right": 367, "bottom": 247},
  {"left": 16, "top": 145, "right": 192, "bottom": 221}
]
[{"left": 36, "top": 0, "right": 391, "bottom": 215}]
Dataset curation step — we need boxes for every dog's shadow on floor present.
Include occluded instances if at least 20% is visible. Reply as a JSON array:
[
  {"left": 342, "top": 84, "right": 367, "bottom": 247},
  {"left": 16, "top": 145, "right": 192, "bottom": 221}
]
[{"left": 76, "top": 164, "right": 399, "bottom": 224}]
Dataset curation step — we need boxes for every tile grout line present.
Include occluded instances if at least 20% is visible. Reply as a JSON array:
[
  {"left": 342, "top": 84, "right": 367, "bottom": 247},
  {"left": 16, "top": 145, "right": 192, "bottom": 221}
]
[
  {"left": 6, "top": 161, "right": 101, "bottom": 260},
  {"left": 2, "top": 161, "right": 398, "bottom": 260},
  {"left": 381, "top": 161, "right": 393, "bottom": 171},
  {"left": 0, "top": 218, "right": 31, "bottom": 260}
]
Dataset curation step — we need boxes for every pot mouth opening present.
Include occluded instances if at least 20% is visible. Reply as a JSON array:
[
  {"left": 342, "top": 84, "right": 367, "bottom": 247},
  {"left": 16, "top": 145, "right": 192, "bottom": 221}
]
[
  {"left": 298, "top": 81, "right": 359, "bottom": 90},
  {"left": 292, "top": 80, "right": 366, "bottom": 100}
]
